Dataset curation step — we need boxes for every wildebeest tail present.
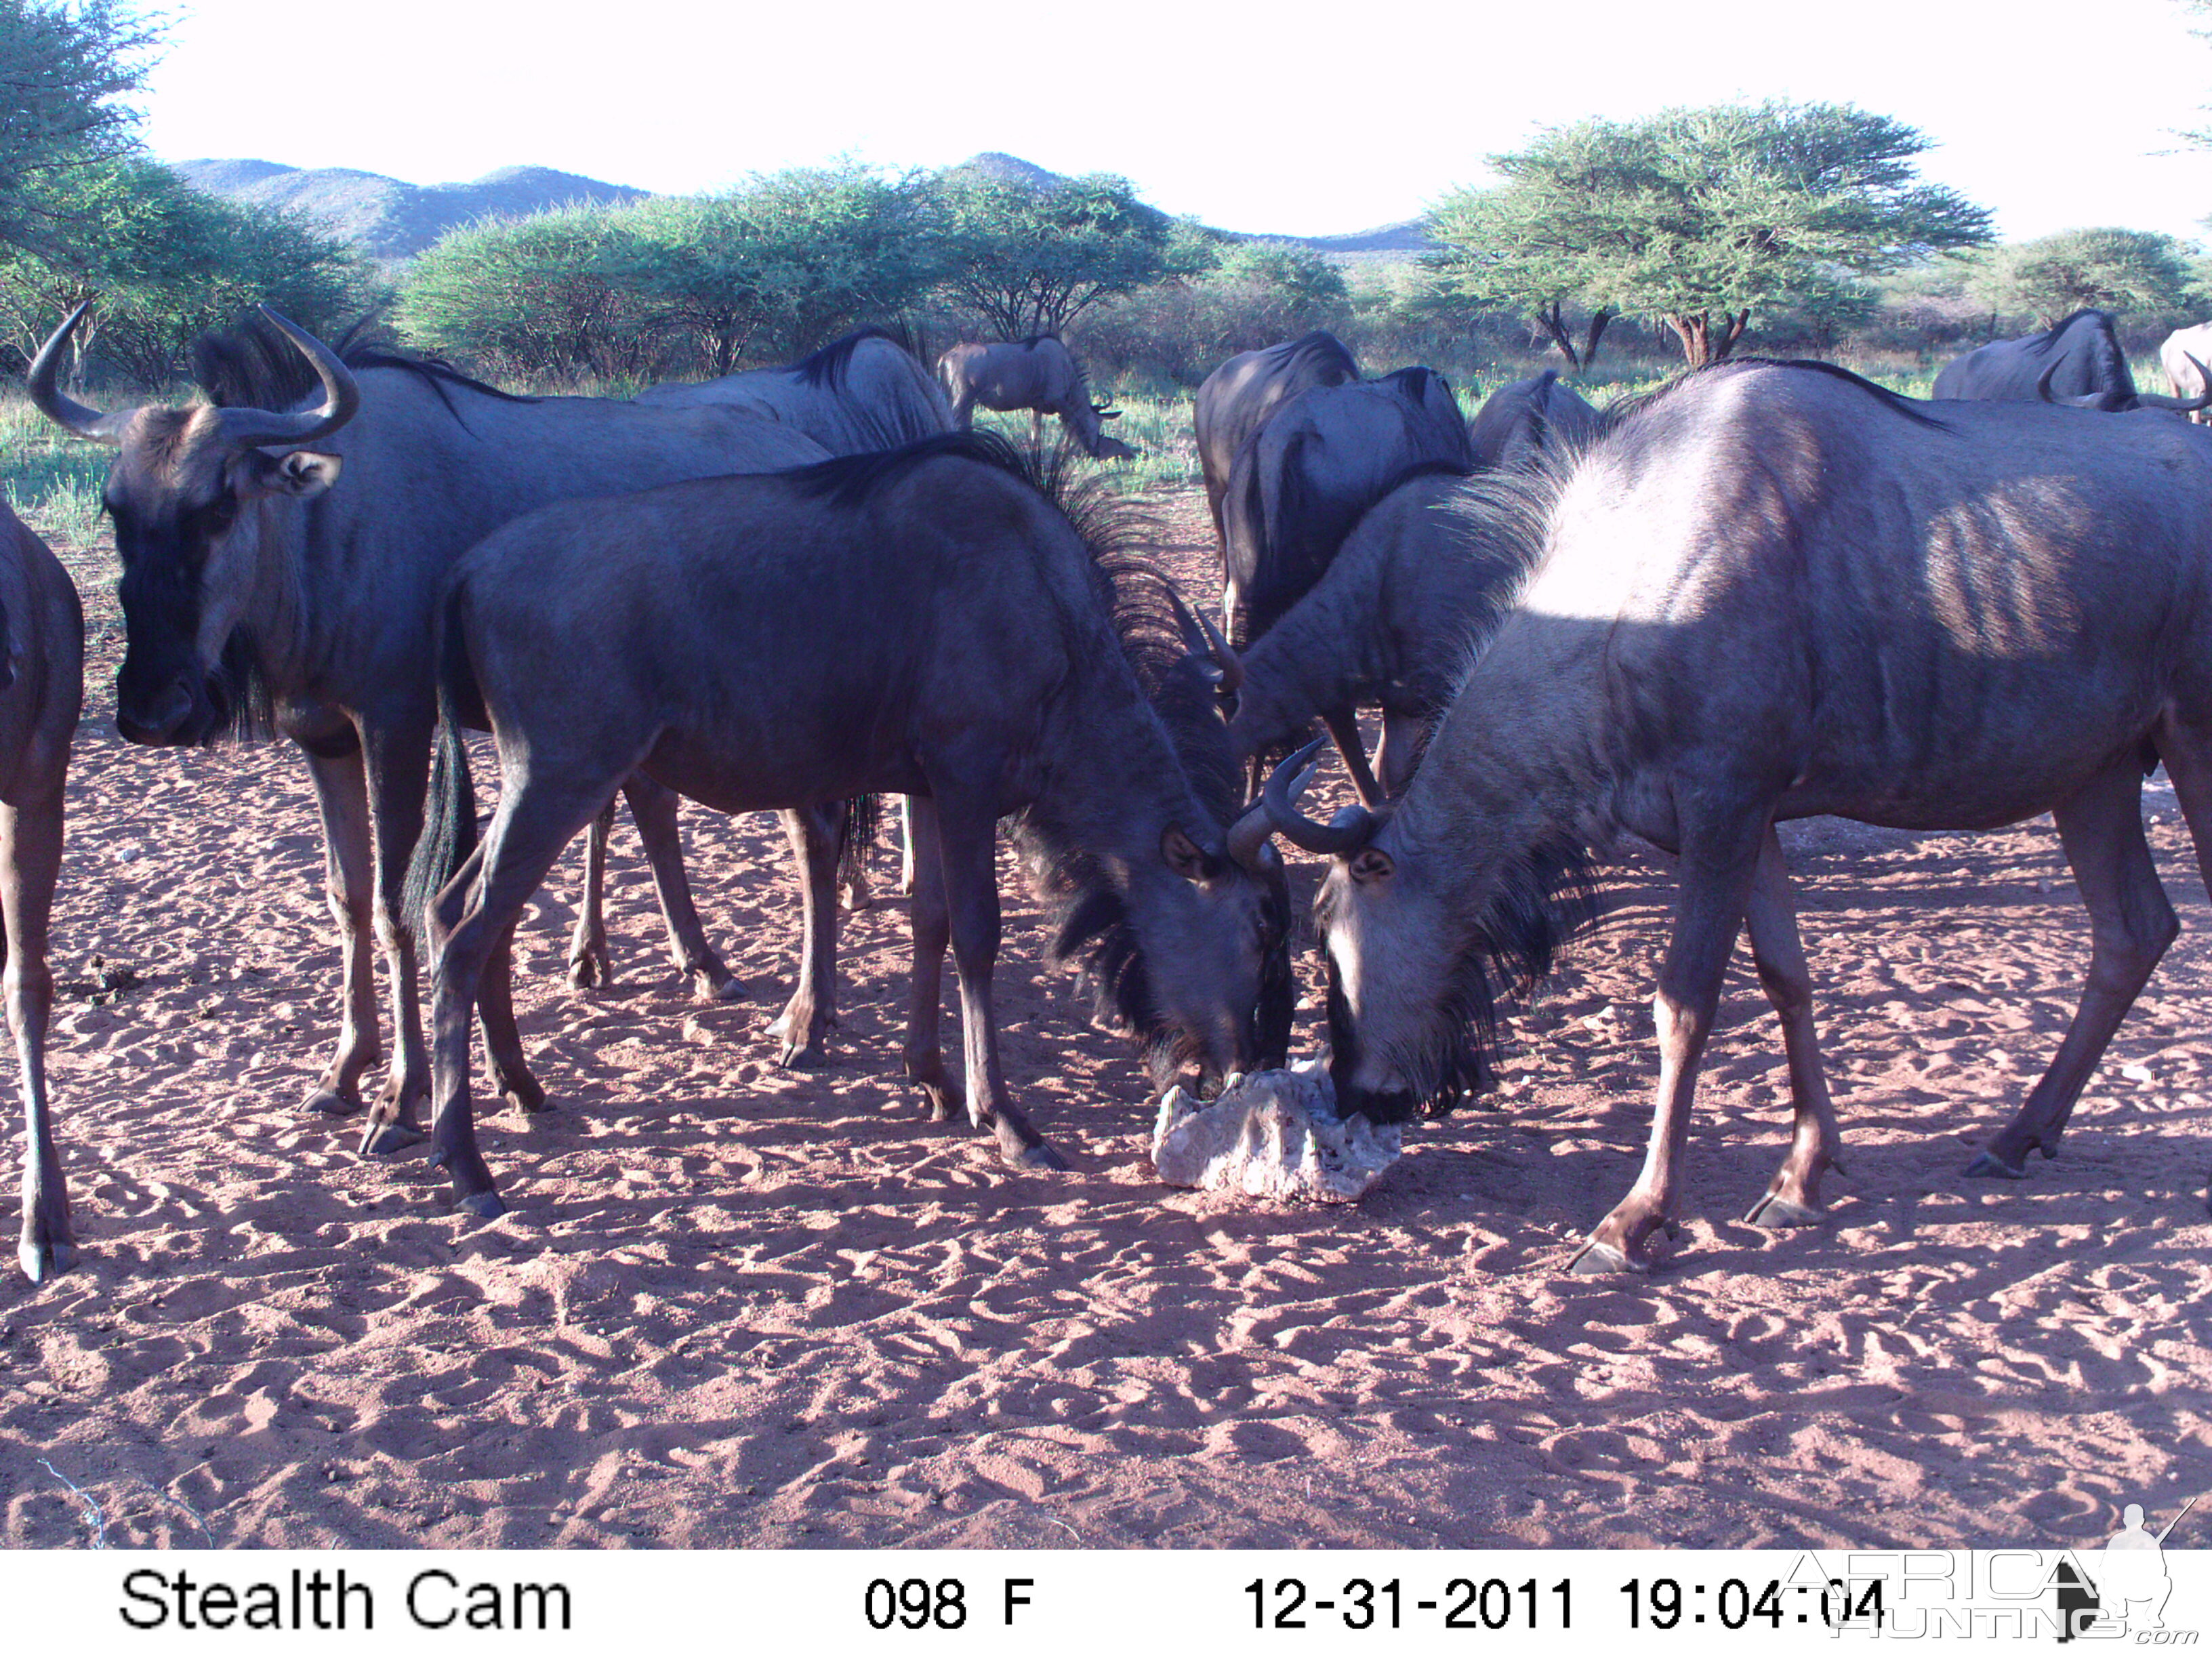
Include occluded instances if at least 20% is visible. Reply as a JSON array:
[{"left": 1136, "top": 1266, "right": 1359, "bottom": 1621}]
[
  {"left": 401, "top": 586, "right": 483, "bottom": 933},
  {"left": 837, "top": 794, "right": 882, "bottom": 894}
]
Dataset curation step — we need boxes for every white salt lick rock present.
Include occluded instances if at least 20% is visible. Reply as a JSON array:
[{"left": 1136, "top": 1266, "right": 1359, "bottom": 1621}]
[{"left": 1151, "top": 1062, "right": 1401, "bottom": 1203}]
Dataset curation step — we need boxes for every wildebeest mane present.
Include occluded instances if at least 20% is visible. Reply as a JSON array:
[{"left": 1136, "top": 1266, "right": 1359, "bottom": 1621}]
[
  {"left": 783, "top": 427, "right": 1034, "bottom": 508},
  {"left": 1607, "top": 356, "right": 1948, "bottom": 433},
  {"left": 2024, "top": 309, "right": 2118, "bottom": 358},
  {"left": 1279, "top": 329, "right": 1359, "bottom": 384},
  {"left": 193, "top": 312, "right": 536, "bottom": 426}
]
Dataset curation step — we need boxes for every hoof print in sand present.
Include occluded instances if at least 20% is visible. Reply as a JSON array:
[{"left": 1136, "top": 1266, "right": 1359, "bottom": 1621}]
[{"left": 1151, "top": 1061, "right": 1400, "bottom": 1203}]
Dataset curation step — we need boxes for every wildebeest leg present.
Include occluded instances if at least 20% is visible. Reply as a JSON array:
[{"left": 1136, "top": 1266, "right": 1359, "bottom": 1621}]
[
  {"left": 474, "top": 920, "right": 546, "bottom": 1115},
  {"left": 4, "top": 785, "right": 70, "bottom": 1280},
  {"left": 900, "top": 796, "right": 963, "bottom": 1124},
  {"left": 1740, "top": 826, "right": 1847, "bottom": 1227},
  {"left": 932, "top": 776, "right": 1067, "bottom": 1170},
  {"left": 429, "top": 783, "right": 612, "bottom": 1218},
  {"left": 764, "top": 806, "right": 838, "bottom": 1067},
  {"left": 357, "top": 722, "right": 434, "bottom": 1155},
  {"left": 898, "top": 796, "right": 917, "bottom": 897},
  {"left": 1322, "top": 703, "right": 1387, "bottom": 810},
  {"left": 622, "top": 773, "right": 742, "bottom": 1002},
  {"left": 1572, "top": 807, "right": 1767, "bottom": 1274},
  {"left": 1969, "top": 758, "right": 2174, "bottom": 1179},
  {"left": 565, "top": 798, "right": 616, "bottom": 989},
  {"left": 2153, "top": 720, "right": 2212, "bottom": 1210},
  {"left": 300, "top": 743, "right": 381, "bottom": 1118},
  {"left": 830, "top": 798, "right": 874, "bottom": 912}
]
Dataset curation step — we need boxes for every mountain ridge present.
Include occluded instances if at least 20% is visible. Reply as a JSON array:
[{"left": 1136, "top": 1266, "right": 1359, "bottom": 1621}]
[{"left": 173, "top": 152, "right": 1430, "bottom": 262}]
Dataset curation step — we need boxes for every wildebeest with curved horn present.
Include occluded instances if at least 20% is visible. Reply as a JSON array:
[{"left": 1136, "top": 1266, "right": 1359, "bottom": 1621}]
[
  {"left": 1280, "top": 357, "right": 2212, "bottom": 1273},
  {"left": 27, "top": 302, "right": 827, "bottom": 1154},
  {"left": 1221, "top": 368, "right": 1473, "bottom": 805},
  {"left": 1193, "top": 331, "right": 1360, "bottom": 541},
  {"left": 1467, "top": 370, "right": 1604, "bottom": 470},
  {"left": 1933, "top": 308, "right": 2208, "bottom": 411},
  {"left": 2162, "top": 323, "right": 2212, "bottom": 424},
  {"left": 0, "top": 501, "right": 81, "bottom": 1281},
  {"left": 408, "top": 431, "right": 1290, "bottom": 1216},
  {"left": 1175, "top": 463, "right": 1519, "bottom": 802},
  {"left": 636, "top": 327, "right": 952, "bottom": 451},
  {"left": 937, "top": 336, "right": 1135, "bottom": 459}
]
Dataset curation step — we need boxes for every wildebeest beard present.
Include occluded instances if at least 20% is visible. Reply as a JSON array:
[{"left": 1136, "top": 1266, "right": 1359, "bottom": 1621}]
[
  {"left": 113, "top": 530, "right": 276, "bottom": 747},
  {"left": 1322, "top": 832, "right": 1603, "bottom": 1121}
]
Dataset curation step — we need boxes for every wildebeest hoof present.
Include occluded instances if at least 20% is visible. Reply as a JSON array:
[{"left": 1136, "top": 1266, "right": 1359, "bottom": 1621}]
[
  {"left": 18, "top": 1233, "right": 77, "bottom": 1282},
  {"left": 777, "top": 1041, "right": 827, "bottom": 1070},
  {"left": 1743, "top": 1191, "right": 1823, "bottom": 1227},
  {"left": 303, "top": 1086, "right": 361, "bottom": 1118},
  {"left": 568, "top": 952, "right": 607, "bottom": 991},
  {"left": 1009, "top": 1142, "right": 1069, "bottom": 1172},
  {"left": 359, "top": 1120, "right": 426, "bottom": 1156},
  {"left": 1964, "top": 1147, "right": 2028, "bottom": 1179},
  {"left": 838, "top": 884, "right": 872, "bottom": 913},
  {"left": 694, "top": 970, "right": 745, "bottom": 1004},
  {"left": 499, "top": 1078, "right": 550, "bottom": 1115},
  {"left": 1568, "top": 1239, "right": 1639, "bottom": 1276},
  {"left": 453, "top": 1189, "right": 506, "bottom": 1221}
]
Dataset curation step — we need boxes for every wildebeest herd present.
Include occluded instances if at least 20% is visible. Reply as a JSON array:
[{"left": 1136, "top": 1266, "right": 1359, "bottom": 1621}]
[{"left": 7, "top": 298, "right": 2212, "bottom": 1285}]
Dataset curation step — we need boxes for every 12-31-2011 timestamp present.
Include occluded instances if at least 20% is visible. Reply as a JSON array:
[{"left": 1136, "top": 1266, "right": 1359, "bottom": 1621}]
[{"left": 1248, "top": 1576, "right": 1572, "bottom": 1631}]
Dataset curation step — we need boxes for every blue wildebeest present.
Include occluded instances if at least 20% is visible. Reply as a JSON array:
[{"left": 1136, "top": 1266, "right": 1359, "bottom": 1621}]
[
  {"left": 1467, "top": 370, "right": 1604, "bottom": 470},
  {"left": 1176, "top": 463, "right": 1519, "bottom": 802},
  {"left": 0, "top": 501, "right": 81, "bottom": 1281},
  {"left": 937, "top": 337, "right": 1135, "bottom": 459},
  {"left": 2162, "top": 323, "right": 2212, "bottom": 424},
  {"left": 1221, "top": 369, "right": 1473, "bottom": 806},
  {"left": 1193, "top": 331, "right": 1361, "bottom": 544},
  {"left": 1933, "top": 309, "right": 2207, "bottom": 411},
  {"left": 28, "top": 303, "right": 826, "bottom": 1155},
  {"left": 407, "top": 432, "right": 1291, "bottom": 1216},
  {"left": 1275, "top": 358, "right": 2212, "bottom": 1273},
  {"left": 636, "top": 327, "right": 951, "bottom": 451}
]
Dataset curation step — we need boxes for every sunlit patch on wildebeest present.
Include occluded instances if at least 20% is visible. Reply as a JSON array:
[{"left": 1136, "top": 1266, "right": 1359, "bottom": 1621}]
[
  {"left": 0, "top": 501, "right": 81, "bottom": 1281},
  {"left": 27, "top": 302, "right": 827, "bottom": 1155},
  {"left": 1284, "top": 357, "right": 2212, "bottom": 1274},
  {"left": 407, "top": 432, "right": 1290, "bottom": 1217},
  {"left": 937, "top": 336, "right": 1134, "bottom": 459}
]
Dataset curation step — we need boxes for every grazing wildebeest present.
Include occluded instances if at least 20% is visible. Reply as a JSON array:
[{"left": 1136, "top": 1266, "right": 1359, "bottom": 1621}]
[
  {"left": 636, "top": 327, "right": 951, "bottom": 450},
  {"left": 2163, "top": 323, "right": 2212, "bottom": 423},
  {"left": 1193, "top": 331, "right": 1361, "bottom": 541},
  {"left": 0, "top": 502, "right": 81, "bottom": 1281},
  {"left": 1933, "top": 309, "right": 2206, "bottom": 411},
  {"left": 28, "top": 302, "right": 826, "bottom": 1153},
  {"left": 1221, "top": 368, "right": 1474, "bottom": 805},
  {"left": 408, "top": 432, "right": 1290, "bottom": 1216},
  {"left": 937, "top": 337, "right": 1134, "bottom": 459},
  {"left": 1467, "top": 370, "right": 1604, "bottom": 470},
  {"left": 1176, "top": 464, "right": 1514, "bottom": 800},
  {"left": 1275, "top": 358, "right": 2212, "bottom": 1273}
]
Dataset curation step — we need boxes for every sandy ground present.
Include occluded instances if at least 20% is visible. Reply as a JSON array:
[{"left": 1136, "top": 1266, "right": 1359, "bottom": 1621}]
[{"left": 1, "top": 487, "right": 2207, "bottom": 1551}]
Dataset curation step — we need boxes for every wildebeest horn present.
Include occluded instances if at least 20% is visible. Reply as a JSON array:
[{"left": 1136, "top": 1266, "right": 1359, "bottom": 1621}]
[
  {"left": 1160, "top": 580, "right": 1244, "bottom": 693},
  {"left": 210, "top": 306, "right": 361, "bottom": 451},
  {"left": 27, "top": 302, "right": 133, "bottom": 444},
  {"left": 2135, "top": 354, "right": 2212, "bottom": 412},
  {"left": 1227, "top": 796, "right": 1279, "bottom": 874},
  {"left": 1262, "top": 736, "right": 1379, "bottom": 855}
]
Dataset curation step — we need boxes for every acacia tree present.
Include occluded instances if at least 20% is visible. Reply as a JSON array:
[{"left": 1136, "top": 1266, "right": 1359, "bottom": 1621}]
[
  {"left": 0, "top": 0, "right": 159, "bottom": 258},
  {"left": 931, "top": 169, "right": 1170, "bottom": 339},
  {"left": 1429, "top": 102, "right": 1994, "bottom": 367},
  {"left": 1969, "top": 228, "right": 2199, "bottom": 327}
]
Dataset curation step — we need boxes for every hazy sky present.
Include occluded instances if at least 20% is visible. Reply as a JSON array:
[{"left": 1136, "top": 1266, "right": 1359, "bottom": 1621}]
[{"left": 140, "top": 0, "right": 2212, "bottom": 243}]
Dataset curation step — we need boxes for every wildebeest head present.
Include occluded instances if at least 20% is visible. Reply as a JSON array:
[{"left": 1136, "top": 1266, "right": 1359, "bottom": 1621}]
[
  {"left": 29, "top": 301, "right": 358, "bottom": 745},
  {"left": 1262, "top": 739, "right": 1594, "bottom": 1123}
]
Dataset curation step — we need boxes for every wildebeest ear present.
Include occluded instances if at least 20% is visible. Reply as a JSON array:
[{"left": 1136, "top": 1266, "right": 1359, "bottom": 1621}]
[
  {"left": 1160, "top": 825, "right": 1214, "bottom": 882},
  {"left": 235, "top": 449, "right": 342, "bottom": 500},
  {"left": 1349, "top": 847, "right": 1394, "bottom": 884}
]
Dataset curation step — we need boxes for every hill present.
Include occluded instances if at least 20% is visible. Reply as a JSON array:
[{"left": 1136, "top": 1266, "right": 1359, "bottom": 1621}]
[
  {"left": 171, "top": 160, "right": 649, "bottom": 259},
  {"left": 172, "top": 152, "right": 1431, "bottom": 262}
]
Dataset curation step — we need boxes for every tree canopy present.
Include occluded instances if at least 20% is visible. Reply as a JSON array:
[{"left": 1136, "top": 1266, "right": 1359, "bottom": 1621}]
[
  {"left": 1428, "top": 100, "right": 1994, "bottom": 365},
  {"left": 0, "top": 0, "right": 160, "bottom": 259},
  {"left": 930, "top": 169, "right": 1171, "bottom": 339},
  {"left": 1965, "top": 227, "right": 2200, "bottom": 328}
]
